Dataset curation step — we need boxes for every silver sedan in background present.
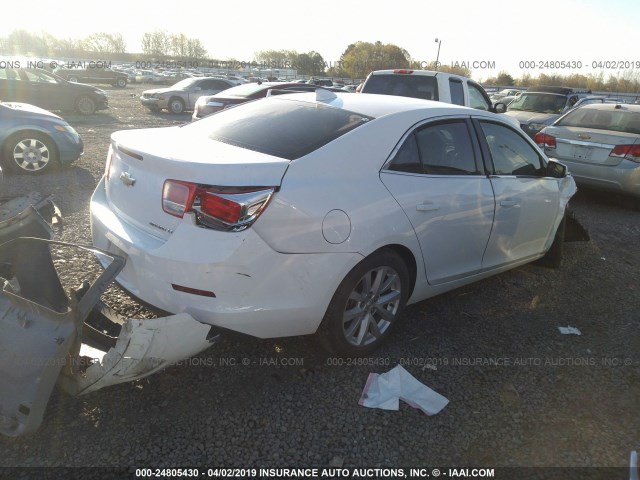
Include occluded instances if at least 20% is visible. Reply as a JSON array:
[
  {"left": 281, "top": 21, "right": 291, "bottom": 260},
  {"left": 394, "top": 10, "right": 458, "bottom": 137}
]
[{"left": 535, "top": 103, "right": 640, "bottom": 197}]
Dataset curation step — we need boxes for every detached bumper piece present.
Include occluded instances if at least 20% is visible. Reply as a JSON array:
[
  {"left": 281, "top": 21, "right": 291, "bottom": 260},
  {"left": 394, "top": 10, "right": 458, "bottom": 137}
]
[
  {"left": 0, "top": 192, "right": 62, "bottom": 244},
  {"left": 0, "top": 238, "right": 217, "bottom": 437}
]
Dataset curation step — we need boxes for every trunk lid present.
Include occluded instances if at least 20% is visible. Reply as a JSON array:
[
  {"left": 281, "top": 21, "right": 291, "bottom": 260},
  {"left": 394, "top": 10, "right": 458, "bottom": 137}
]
[
  {"left": 545, "top": 126, "right": 639, "bottom": 166},
  {"left": 105, "top": 127, "right": 290, "bottom": 239}
]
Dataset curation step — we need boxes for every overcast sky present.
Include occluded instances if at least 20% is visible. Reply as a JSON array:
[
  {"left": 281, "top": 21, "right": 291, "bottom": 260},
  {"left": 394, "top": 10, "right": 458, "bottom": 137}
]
[{"left": 2, "top": 0, "right": 638, "bottom": 80}]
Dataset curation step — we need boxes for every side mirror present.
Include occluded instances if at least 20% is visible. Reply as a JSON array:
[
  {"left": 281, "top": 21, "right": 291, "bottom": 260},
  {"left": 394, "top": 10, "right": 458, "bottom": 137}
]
[
  {"left": 546, "top": 159, "right": 567, "bottom": 178},
  {"left": 495, "top": 103, "right": 507, "bottom": 113}
]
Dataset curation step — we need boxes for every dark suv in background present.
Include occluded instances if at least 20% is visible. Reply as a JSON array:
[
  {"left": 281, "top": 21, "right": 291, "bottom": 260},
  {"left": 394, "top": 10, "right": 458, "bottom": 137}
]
[
  {"left": 54, "top": 67, "right": 128, "bottom": 88},
  {"left": 498, "top": 86, "right": 591, "bottom": 137}
]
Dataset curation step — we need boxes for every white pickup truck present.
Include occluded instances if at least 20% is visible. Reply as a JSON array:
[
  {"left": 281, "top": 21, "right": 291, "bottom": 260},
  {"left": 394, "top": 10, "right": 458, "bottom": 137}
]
[{"left": 360, "top": 69, "right": 496, "bottom": 112}]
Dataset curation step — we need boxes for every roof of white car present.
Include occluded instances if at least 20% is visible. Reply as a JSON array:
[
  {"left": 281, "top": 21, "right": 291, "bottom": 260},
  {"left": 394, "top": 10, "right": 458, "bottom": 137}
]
[
  {"left": 577, "top": 103, "right": 640, "bottom": 112},
  {"left": 277, "top": 91, "right": 493, "bottom": 119},
  {"left": 369, "top": 69, "right": 466, "bottom": 80}
]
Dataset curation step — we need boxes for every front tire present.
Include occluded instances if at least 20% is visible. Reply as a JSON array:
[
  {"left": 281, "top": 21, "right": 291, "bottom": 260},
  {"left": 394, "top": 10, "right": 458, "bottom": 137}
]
[
  {"left": 3, "top": 132, "right": 57, "bottom": 175},
  {"left": 168, "top": 97, "right": 185, "bottom": 114},
  {"left": 76, "top": 96, "right": 96, "bottom": 115},
  {"left": 318, "top": 249, "right": 409, "bottom": 355},
  {"left": 115, "top": 78, "right": 127, "bottom": 88},
  {"left": 68, "top": 75, "right": 79, "bottom": 83},
  {"left": 536, "top": 213, "right": 565, "bottom": 268}
]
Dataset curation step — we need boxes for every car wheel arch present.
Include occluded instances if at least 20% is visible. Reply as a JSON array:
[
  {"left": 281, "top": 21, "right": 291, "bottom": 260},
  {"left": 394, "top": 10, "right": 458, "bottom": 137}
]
[
  {"left": 369, "top": 244, "right": 417, "bottom": 299},
  {"left": 168, "top": 96, "right": 185, "bottom": 114},
  {"left": 317, "top": 246, "right": 413, "bottom": 355},
  {"left": 2, "top": 129, "right": 60, "bottom": 173}
]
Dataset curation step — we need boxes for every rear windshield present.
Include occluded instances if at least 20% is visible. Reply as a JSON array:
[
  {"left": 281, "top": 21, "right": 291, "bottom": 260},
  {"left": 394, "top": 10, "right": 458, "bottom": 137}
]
[
  {"left": 507, "top": 93, "right": 567, "bottom": 114},
  {"left": 362, "top": 74, "right": 438, "bottom": 101},
  {"left": 183, "top": 97, "right": 373, "bottom": 160},
  {"left": 556, "top": 107, "right": 640, "bottom": 134}
]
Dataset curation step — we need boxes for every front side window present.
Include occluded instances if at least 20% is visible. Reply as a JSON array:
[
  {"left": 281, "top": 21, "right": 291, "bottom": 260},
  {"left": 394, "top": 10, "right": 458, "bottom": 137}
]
[
  {"left": 479, "top": 122, "right": 544, "bottom": 176},
  {"left": 468, "top": 83, "right": 491, "bottom": 111}
]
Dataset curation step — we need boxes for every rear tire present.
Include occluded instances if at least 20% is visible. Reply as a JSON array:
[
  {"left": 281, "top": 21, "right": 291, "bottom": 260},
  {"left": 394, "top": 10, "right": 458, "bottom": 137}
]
[
  {"left": 115, "top": 78, "right": 127, "bottom": 88},
  {"left": 68, "top": 75, "right": 79, "bottom": 83},
  {"left": 3, "top": 132, "right": 57, "bottom": 175},
  {"left": 318, "top": 249, "right": 409, "bottom": 356}
]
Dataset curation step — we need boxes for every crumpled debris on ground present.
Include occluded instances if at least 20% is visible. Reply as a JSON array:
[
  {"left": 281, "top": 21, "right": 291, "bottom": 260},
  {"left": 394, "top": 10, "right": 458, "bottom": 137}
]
[
  {"left": 558, "top": 326, "right": 582, "bottom": 335},
  {"left": 359, "top": 365, "right": 448, "bottom": 415}
]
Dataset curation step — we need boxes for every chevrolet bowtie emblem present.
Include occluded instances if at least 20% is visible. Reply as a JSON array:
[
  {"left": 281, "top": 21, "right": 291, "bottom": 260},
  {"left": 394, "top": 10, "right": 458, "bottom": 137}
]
[{"left": 119, "top": 171, "right": 136, "bottom": 186}]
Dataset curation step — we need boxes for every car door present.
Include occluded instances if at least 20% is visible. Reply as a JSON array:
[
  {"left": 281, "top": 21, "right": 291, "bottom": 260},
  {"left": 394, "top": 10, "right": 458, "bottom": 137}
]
[
  {"left": 474, "top": 119, "right": 561, "bottom": 268},
  {"left": 380, "top": 118, "right": 495, "bottom": 284},
  {"left": 21, "top": 70, "right": 66, "bottom": 111}
]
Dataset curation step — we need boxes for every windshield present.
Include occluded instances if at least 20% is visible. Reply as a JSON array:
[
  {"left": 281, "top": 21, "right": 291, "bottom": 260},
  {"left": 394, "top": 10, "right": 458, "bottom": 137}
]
[
  {"left": 183, "top": 97, "right": 373, "bottom": 160},
  {"left": 556, "top": 107, "right": 640, "bottom": 134},
  {"left": 507, "top": 93, "right": 567, "bottom": 114}
]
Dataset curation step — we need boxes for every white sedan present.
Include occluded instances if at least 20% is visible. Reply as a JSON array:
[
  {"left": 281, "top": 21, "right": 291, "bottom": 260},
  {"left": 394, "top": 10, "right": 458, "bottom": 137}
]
[{"left": 90, "top": 91, "right": 576, "bottom": 355}]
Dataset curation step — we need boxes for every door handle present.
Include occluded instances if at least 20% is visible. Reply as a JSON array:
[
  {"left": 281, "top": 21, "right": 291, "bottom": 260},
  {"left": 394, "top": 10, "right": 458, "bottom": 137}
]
[
  {"left": 500, "top": 199, "right": 518, "bottom": 207},
  {"left": 416, "top": 202, "right": 439, "bottom": 212}
]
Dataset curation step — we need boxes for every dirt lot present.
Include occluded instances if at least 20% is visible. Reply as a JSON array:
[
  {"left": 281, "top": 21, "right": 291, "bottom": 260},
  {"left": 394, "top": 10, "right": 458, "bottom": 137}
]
[{"left": 1, "top": 85, "right": 639, "bottom": 476}]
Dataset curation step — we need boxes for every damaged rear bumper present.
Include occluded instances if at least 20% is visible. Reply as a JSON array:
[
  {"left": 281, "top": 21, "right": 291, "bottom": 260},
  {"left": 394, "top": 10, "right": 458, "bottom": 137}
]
[{"left": 0, "top": 237, "right": 218, "bottom": 437}]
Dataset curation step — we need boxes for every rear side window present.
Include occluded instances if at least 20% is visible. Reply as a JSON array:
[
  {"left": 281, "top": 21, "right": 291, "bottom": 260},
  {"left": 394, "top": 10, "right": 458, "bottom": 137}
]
[
  {"left": 363, "top": 74, "right": 438, "bottom": 101},
  {"left": 184, "top": 98, "right": 373, "bottom": 160},
  {"left": 479, "top": 122, "right": 544, "bottom": 176},
  {"left": 556, "top": 107, "right": 640, "bottom": 134},
  {"left": 387, "top": 120, "right": 480, "bottom": 175},
  {"left": 449, "top": 79, "right": 464, "bottom": 106}
]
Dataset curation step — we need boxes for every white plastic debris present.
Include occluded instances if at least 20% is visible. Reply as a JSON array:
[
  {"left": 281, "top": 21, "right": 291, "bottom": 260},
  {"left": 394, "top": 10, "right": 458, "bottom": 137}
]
[
  {"left": 630, "top": 450, "right": 638, "bottom": 480},
  {"left": 558, "top": 326, "right": 582, "bottom": 335},
  {"left": 358, "top": 365, "right": 448, "bottom": 415}
]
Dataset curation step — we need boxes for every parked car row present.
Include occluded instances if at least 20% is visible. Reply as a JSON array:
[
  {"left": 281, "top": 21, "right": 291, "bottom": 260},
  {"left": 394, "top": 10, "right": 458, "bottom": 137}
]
[
  {"left": 54, "top": 67, "right": 128, "bottom": 88},
  {"left": 2, "top": 66, "right": 638, "bottom": 199}
]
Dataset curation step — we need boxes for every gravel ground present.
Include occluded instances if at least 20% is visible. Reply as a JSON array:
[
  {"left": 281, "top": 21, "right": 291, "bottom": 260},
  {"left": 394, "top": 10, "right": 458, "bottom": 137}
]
[{"left": 0, "top": 85, "right": 639, "bottom": 473}]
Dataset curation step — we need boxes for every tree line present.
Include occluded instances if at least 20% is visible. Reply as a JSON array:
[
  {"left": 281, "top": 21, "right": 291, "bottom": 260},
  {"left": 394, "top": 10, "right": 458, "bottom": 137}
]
[{"left": 1, "top": 30, "right": 639, "bottom": 92}]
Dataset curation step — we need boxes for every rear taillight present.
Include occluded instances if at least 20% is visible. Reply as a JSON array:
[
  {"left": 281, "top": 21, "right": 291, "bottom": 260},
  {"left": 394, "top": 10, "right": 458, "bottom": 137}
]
[
  {"left": 162, "top": 179, "right": 275, "bottom": 231},
  {"left": 534, "top": 132, "right": 556, "bottom": 149},
  {"left": 393, "top": 69, "right": 414, "bottom": 74},
  {"left": 105, "top": 145, "right": 114, "bottom": 181},
  {"left": 162, "top": 180, "right": 198, "bottom": 217},
  {"left": 609, "top": 144, "right": 640, "bottom": 163}
]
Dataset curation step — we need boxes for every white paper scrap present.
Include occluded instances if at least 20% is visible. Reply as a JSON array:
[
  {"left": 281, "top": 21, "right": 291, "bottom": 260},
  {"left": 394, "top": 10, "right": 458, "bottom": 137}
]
[
  {"left": 358, "top": 365, "right": 449, "bottom": 415},
  {"left": 558, "top": 326, "right": 582, "bottom": 335}
]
